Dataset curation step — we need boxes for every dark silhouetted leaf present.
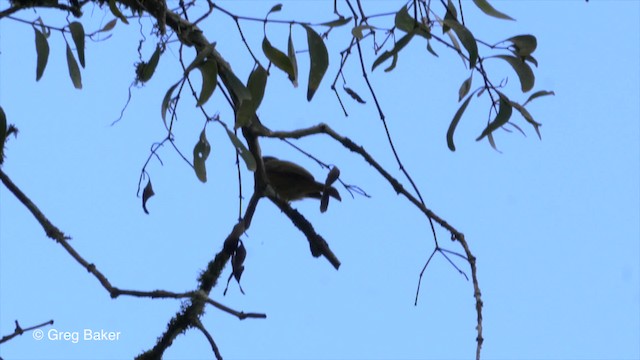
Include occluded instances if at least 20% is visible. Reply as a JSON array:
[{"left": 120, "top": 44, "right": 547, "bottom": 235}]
[
  {"left": 303, "top": 24, "right": 328, "bottom": 101},
  {"left": 99, "top": 19, "right": 117, "bottom": 33},
  {"left": 138, "top": 45, "right": 161, "bottom": 83},
  {"left": 69, "top": 22, "right": 85, "bottom": 68},
  {"left": 161, "top": 82, "right": 180, "bottom": 124},
  {"left": 287, "top": 29, "right": 298, "bottom": 87},
  {"left": 34, "top": 28, "right": 49, "bottom": 81},
  {"left": 426, "top": 41, "right": 439, "bottom": 57},
  {"left": 184, "top": 43, "right": 215, "bottom": 74},
  {"left": 443, "top": 19, "right": 478, "bottom": 69},
  {"left": 524, "top": 90, "right": 555, "bottom": 106},
  {"left": 507, "top": 35, "right": 537, "bottom": 57},
  {"left": 344, "top": 86, "right": 366, "bottom": 103},
  {"left": 372, "top": 32, "right": 414, "bottom": 72},
  {"left": 108, "top": 0, "right": 129, "bottom": 25},
  {"left": 65, "top": 43, "right": 82, "bottom": 89},
  {"left": 443, "top": 0, "right": 458, "bottom": 33},
  {"left": 395, "top": 5, "right": 431, "bottom": 38},
  {"left": 510, "top": 101, "right": 542, "bottom": 139},
  {"left": 477, "top": 93, "right": 513, "bottom": 141},
  {"left": 351, "top": 25, "right": 374, "bottom": 40},
  {"left": 472, "top": 0, "right": 515, "bottom": 20},
  {"left": 235, "top": 65, "right": 267, "bottom": 129},
  {"left": 196, "top": 58, "right": 218, "bottom": 106},
  {"left": 458, "top": 74, "right": 472, "bottom": 101},
  {"left": 446, "top": 93, "right": 474, "bottom": 151},
  {"left": 320, "top": 16, "right": 352, "bottom": 28},
  {"left": 262, "top": 37, "right": 295, "bottom": 83},
  {"left": 268, "top": 3, "right": 282, "bottom": 15},
  {"left": 493, "top": 55, "right": 535, "bottom": 92},
  {"left": 225, "top": 128, "right": 256, "bottom": 171},
  {"left": 142, "top": 179, "right": 154, "bottom": 214},
  {"left": 193, "top": 129, "right": 211, "bottom": 183}
]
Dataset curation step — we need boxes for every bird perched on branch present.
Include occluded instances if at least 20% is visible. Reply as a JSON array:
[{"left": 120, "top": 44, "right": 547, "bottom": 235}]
[{"left": 263, "top": 156, "right": 341, "bottom": 203}]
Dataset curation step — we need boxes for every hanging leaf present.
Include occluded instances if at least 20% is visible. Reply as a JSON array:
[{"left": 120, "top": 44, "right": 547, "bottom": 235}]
[
  {"left": 426, "top": 41, "right": 439, "bottom": 57},
  {"left": 492, "top": 55, "right": 535, "bottom": 92},
  {"left": 287, "top": 29, "right": 298, "bottom": 87},
  {"left": 196, "top": 58, "right": 218, "bottom": 107},
  {"left": 443, "top": 0, "right": 458, "bottom": 33},
  {"left": 268, "top": 3, "right": 283, "bottom": 15},
  {"left": 142, "top": 179, "right": 155, "bottom": 214},
  {"left": 320, "top": 16, "right": 352, "bottom": 28},
  {"left": 302, "top": 24, "right": 329, "bottom": 101},
  {"left": 99, "top": 19, "right": 118, "bottom": 33},
  {"left": 477, "top": 93, "right": 513, "bottom": 141},
  {"left": 108, "top": 0, "right": 129, "bottom": 25},
  {"left": 262, "top": 37, "right": 295, "bottom": 83},
  {"left": 510, "top": 101, "right": 543, "bottom": 139},
  {"left": 351, "top": 25, "right": 374, "bottom": 40},
  {"left": 372, "top": 32, "right": 414, "bottom": 72},
  {"left": 65, "top": 43, "right": 82, "bottom": 89},
  {"left": 193, "top": 129, "right": 211, "bottom": 183},
  {"left": 225, "top": 128, "right": 256, "bottom": 171},
  {"left": 506, "top": 35, "right": 537, "bottom": 57},
  {"left": 235, "top": 65, "right": 268, "bottom": 129},
  {"left": 184, "top": 43, "right": 215, "bottom": 74},
  {"left": 69, "top": 22, "right": 85, "bottom": 68},
  {"left": 458, "top": 74, "right": 473, "bottom": 101},
  {"left": 225, "top": 69, "right": 252, "bottom": 104},
  {"left": 34, "top": 28, "right": 49, "bottom": 81},
  {"left": 161, "top": 82, "right": 180, "bottom": 124},
  {"left": 524, "top": 90, "right": 555, "bottom": 106},
  {"left": 446, "top": 93, "right": 474, "bottom": 151},
  {"left": 443, "top": 19, "right": 478, "bottom": 69},
  {"left": 472, "top": 0, "right": 515, "bottom": 21},
  {"left": 137, "top": 45, "right": 161, "bottom": 83},
  {"left": 344, "top": 86, "right": 366, "bottom": 104},
  {"left": 395, "top": 5, "right": 431, "bottom": 38}
]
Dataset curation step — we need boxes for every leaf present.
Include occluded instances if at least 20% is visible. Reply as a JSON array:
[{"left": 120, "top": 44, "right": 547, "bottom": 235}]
[
  {"left": 426, "top": 41, "right": 439, "bottom": 57},
  {"left": 476, "top": 93, "right": 513, "bottom": 141},
  {"left": 287, "top": 29, "right": 299, "bottom": 87},
  {"left": 193, "top": 129, "right": 211, "bottom": 183},
  {"left": 196, "top": 58, "right": 218, "bottom": 107},
  {"left": 395, "top": 6, "right": 431, "bottom": 39},
  {"left": 65, "top": 43, "right": 82, "bottom": 89},
  {"left": 303, "top": 24, "right": 329, "bottom": 101},
  {"left": 344, "top": 86, "right": 366, "bottom": 104},
  {"left": 69, "top": 22, "right": 85, "bottom": 68},
  {"left": 493, "top": 55, "right": 535, "bottom": 92},
  {"left": 268, "top": 3, "right": 282, "bottom": 15},
  {"left": 320, "top": 16, "right": 352, "bottom": 28},
  {"left": 262, "top": 37, "right": 295, "bottom": 83},
  {"left": 443, "top": 19, "right": 478, "bottom": 69},
  {"left": 34, "top": 28, "right": 49, "bottom": 81},
  {"left": 235, "top": 65, "right": 268, "bottom": 129},
  {"left": 184, "top": 43, "right": 215, "bottom": 74},
  {"left": 161, "top": 82, "right": 180, "bottom": 124},
  {"left": 372, "top": 32, "right": 414, "bottom": 72},
  {"left": 0, "top": 106, "right": 7, "bottom": 147},
  {"left": 351, "top": 25, "right": 374, "bottom": 40},
  {"left": 472, "top": 0, "right": 515, "bottom": 21},
  {"left": 524, "top": 90, "right": 555, "bottom": 106},
  {"left": 108, "top": 0, "right": 129, "bottom": 25},
  {"left": 446, "top": 93, "right": 474, "bottom": 151},
  {"left": 443, "top": 0, "right": 458, "bottom": 33},
  {"left": 507, "top": 35, "right": 537, "bottom": 57},
  {"left": 99, "top": 19, "right": 118, "bottom": 33},
  {"left": 225, "top": 69, "right": 252, "bottom": 104},
  {"left": 142, "top": 179, "right": 155, "bottom": 214},
  {"left": 138, "top": 45, "right": 161, "bottom": 83},
  {"left": 510, "top": 101, "right": 543, "bottom": 139},
  {"left": 458, "top": 74, "right": 472, "bottom": 101},
  {"left": 225, "top": 128, "right": 256, "bottom": 171}
]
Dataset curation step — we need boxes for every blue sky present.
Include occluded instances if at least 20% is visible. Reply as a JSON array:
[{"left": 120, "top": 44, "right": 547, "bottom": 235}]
[{"left": 1, "top": 1, "right": 638, "bottom": 359}]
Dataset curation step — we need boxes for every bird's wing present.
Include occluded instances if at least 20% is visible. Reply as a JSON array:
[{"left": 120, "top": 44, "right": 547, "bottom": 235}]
[{"left": 265, "top": 158, "right": 316, "bottom": 181}]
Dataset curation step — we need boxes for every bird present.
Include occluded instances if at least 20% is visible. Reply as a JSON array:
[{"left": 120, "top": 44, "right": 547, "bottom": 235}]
[{"left": 262, "top": 156, "right": 341, "bottom": 202}]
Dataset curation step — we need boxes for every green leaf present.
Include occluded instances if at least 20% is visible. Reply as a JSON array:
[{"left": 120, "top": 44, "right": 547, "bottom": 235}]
[
  {"left": 161, "top": 82, "right": 180, "bottom": 124},
  {"left": 65, "top": 43, "right": 82, "bottom": 89},
  {"left": 524, "top": 90, "right": 555, "bottom": 106},
  {"left": 395, "top": 5, "right": 430, "bottom": 38},
  {"left": 225, "top": 69, "right": 252, "bottom": 104},
  {"left": 458, "top": 74, "right": 472, "bottom": 101},
  {"left": 344, "top": 86, "right": 366, "bottom": 104},
  {"left": 320, "top": 16, "right": 352, "bottom": 28},
  {"left": 443, "top": 0, "right": 458, "bottom": 33},
  {"left": 99, "top": 19, "right": 117, "bottom": 33},
  {"left": 262, "top": 37, "right": 295, "bottom": 84},
  {"left": 446, "top": 93, "right": 474, "bottom": 151},
  {"left": 34, "top": 28, "right": 49, "bottom": 81},
  {"left": 268, "top": 3, "right": 282, "bottom": 15},
  {"left": 108, "top": 0, "right": 129, "bottom": 25},
  {"left": 69, "top": 21, "right": 85, "bottom": 68},
  {"left": 287, "top": 29, "right": 298, "bottom": 87},
  {"left": 426, "top": 41, "right": 439, "bottom": 57},
  {"left": 138, "top": 45, "right": 161, "bottom": 83},
  {"left": 351, "top": 25, "right": 374, "bottom": 40},
  {"left": 372, "top": 32, "right": 414, "bottom": 72},
  {"left": 303, "top": 24, "right": 329, "bottom": 101},
  {"left": 506, "top": 35, "right": 537, "bottom": 57},
  {"left": 196, "top": 58, "right": 218, "bottom": 107},
  {"left": 184, "top": 43, "right": 215, "bottom": 74},
  {"left": 141, "top": 179, "right": 154, "bottom": 214},
  {"left": 235, "top": 65, "right": 267, "bottom": 129},
  {"left": 510, "top": 101, "right": 542, "bottom": 139},
  {"left": 472, "top": 0, "right": 515, "bottom": 21},
  {"left": 493, "top": 55, "right": 535, "bottom": 92},
  {"left": 193, "top": 129, "right": 211, "bottom": 183},
  {"left": 225, "top": 128, "right": 256, "bottom": 172},
  {"left": 477, "top": 93, "right": 513, "bottom": 141},
  {"left": 443, "top": 19, "right": 478, "bottom": 69}
]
